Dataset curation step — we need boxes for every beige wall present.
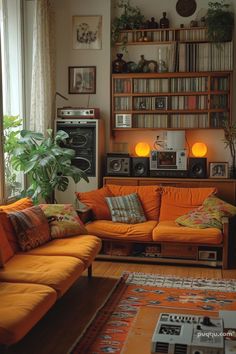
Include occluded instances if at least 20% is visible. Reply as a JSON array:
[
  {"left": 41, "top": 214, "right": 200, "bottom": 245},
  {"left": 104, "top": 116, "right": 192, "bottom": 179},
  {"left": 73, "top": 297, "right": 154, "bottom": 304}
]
[{"left": 52, "top": 0, "right": 235, "bottom": 166}]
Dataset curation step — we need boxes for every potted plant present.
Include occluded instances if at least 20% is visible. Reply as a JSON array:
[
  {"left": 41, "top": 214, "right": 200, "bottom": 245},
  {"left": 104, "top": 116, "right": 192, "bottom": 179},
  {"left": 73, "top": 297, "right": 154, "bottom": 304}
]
[
  {"left": 11, "top": 129, "right": 89, "bottom": 203},
  {"left": 223, "top": 122, "right": 236, "bottom": 178},
  {"left": 3, "top": 115, "right": 22, "bottom": 196},
  {"left": 111, "top": 0, "right": 144, "bottom": 48},
  {"left": 206, "top": 0, "right": 234, "bottom": 42}
]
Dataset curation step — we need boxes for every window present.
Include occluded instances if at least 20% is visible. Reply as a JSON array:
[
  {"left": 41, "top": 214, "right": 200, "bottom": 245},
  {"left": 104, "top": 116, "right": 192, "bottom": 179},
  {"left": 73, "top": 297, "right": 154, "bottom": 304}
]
[{"left": 0, "top": 0, "right": 24, "bottom": 202}]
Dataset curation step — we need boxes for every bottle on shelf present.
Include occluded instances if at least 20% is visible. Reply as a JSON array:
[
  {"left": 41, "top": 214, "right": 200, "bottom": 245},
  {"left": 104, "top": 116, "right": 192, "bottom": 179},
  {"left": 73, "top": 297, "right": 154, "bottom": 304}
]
[
  {"left": 160, "top": 12, "right": 169, "bottom": 28},
  {"left": 112, "top": 53, "right": 127, "bottom": 73}
]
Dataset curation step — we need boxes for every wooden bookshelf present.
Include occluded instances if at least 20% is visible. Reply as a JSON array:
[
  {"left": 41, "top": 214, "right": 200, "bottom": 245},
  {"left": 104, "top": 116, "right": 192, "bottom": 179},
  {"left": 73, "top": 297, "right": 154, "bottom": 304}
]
[
  {"left": 112, "top": 26, "right": 233, "bottom": 133},
  {"left": 112, "top": 71, "right": 232, "bottom": 131}
]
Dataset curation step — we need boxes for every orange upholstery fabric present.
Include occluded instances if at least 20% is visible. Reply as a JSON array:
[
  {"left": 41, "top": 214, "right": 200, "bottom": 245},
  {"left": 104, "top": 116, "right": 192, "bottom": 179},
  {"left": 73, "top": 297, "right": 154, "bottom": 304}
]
[
  {"left": 152, "top": 220, "right": 222, "bottom": 244},
  {"left": 0, "top": 255, "right": 84, "bottom": 297},
  {"left": 106, "top": 185, "right": 161, "bottom": 220},
  {"left": 0, "top": 222, "right": 14, "bottom": 263},
  {"left": 0, "top": 282, "right": 57, "bottom": 345},
  {"left": 86, "top": 220, "right": 158, "bottom": 241},
  {"left": 76, "top": 186, "right": 113, "bottom": 220},
  {"left": 159, "top": 187, "right": 216, "bottom": 221},
  {"left": 26, "top": 235, "right": 102, "bottom": 268},
  {"left": 0, "top": 197, "right": 33, "bottom": 212}
]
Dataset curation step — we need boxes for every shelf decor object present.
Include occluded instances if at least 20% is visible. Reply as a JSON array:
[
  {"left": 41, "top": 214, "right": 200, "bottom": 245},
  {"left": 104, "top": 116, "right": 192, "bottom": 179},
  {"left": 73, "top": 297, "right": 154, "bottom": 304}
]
[
  {"left": 192, "top": 142, "right": 208, "bottom": 157},
  {"left": 135, "top": 142, "right": 150, "bottom": 157}
]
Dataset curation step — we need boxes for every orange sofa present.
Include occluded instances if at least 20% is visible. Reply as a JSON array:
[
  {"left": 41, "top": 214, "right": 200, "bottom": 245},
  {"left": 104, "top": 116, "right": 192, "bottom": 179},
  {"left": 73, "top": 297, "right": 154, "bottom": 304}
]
[
  {"left": 77, "top": 185, "right": 235, "bottom": 270},
  {"left": 0, "top": 198, "right": 101, "bottom": 349}
]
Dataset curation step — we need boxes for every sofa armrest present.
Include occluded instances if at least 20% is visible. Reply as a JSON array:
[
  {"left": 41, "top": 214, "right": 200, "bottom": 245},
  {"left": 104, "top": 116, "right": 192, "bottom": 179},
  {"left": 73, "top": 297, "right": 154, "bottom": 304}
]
[{"left": 222, "top": 215, "right": 236, "bottom": 269}]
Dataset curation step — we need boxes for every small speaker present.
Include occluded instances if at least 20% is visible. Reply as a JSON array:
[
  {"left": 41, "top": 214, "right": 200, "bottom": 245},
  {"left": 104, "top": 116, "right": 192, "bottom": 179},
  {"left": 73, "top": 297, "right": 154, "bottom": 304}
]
[
  {"left": 188, "top": 158, "right": 207, "bottom": 178},
  {"left": 106, "top": 154, "right": 130, "bottom": 176},
  {"left": 131, "top": 157, "right": 149, "bottom": 177}
]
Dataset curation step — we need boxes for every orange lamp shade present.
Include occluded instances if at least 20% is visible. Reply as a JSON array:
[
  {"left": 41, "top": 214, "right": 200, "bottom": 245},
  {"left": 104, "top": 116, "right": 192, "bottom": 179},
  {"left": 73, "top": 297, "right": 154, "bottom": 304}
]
[
  {"left": 192, "top": 142, "right": 207, "bottom": 157},
  {"left": 135, "top": 142, "right": 150, "bottom": 157}
]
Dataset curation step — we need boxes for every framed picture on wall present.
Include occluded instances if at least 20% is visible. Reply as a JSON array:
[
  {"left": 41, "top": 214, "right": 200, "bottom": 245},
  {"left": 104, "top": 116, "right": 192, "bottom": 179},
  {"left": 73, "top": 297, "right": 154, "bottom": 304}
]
[
  {"left": 72, "top": 15, "right": 102, "bottom": 49},
  {"left": 68, "top": 66, "right": 96, "bottom": 94},
  {"left": 209, "top": 162, "right": 229, "bottom": 179}
]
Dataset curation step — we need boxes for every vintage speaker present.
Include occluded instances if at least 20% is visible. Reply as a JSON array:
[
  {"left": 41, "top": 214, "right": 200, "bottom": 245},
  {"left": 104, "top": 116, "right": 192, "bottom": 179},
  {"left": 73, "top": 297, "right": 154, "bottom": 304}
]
[
  {"left": 188, "top": 157, "right": 207, "bottom": 178},
  {"left": 131, "top": 157, "right": 149, "bottom": 177},
  {"left": 106, "top": 153, "right": 131, "bottom": 176}
]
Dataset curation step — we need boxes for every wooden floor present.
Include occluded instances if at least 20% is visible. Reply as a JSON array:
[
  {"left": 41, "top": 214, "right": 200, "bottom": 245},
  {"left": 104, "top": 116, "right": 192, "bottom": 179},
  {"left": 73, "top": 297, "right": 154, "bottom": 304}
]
[{"left": 6, "top": 260, "right": 236, "bottom": 354}]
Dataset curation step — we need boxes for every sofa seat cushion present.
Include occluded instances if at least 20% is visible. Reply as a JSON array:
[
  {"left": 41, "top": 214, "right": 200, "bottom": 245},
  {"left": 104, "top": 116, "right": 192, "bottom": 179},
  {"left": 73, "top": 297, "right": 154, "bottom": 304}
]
[
  {"left": 0, "top": 282, "right": 57, "bottom": 345},
  {"left": 86, "top": 220, "right": 158, "bottom": 241},
  {"left": 106, "top": 185, "right": 161, "bottom": 220},
  {"left": 26, "top": 235, "right": 102, "bottom": 268},
  {"left": 152, "top": 221, "right": 222, "bottom": 244},
  {"left": 0, "top": 255, "right": 84, "bottom": 297},
  {"left": 159, "top": 187, "right": 216, "bottom": 221}
]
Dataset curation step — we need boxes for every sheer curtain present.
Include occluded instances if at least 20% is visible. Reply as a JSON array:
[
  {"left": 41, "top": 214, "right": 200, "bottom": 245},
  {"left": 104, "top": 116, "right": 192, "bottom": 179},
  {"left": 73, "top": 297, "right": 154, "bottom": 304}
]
[{"left": 30, "top": 0, "right": 55, "bottom": 134}]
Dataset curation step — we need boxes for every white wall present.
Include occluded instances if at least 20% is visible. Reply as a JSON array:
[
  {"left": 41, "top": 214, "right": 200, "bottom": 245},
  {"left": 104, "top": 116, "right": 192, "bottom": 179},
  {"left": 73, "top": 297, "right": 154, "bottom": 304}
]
[
  {"left": 52, "top": 0, "right": 111, "bottom": 150},
  {"left": 51, "top": 0, "right": 235, "bottom": 166}
]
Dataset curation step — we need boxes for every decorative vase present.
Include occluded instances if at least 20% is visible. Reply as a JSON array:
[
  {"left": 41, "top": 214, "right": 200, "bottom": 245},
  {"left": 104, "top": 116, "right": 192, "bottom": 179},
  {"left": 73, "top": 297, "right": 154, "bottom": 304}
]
[
  {"left": 160, "top": 12, "right": 169, "bottom": 28},
  {"left": 112, "top": 53, "right": 127, "bottom": 73}
]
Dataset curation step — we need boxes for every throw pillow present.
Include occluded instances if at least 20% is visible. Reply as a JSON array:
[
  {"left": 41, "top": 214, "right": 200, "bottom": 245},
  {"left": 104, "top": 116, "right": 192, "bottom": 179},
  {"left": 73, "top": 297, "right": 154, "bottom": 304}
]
[
  {"left": 105, "top": 193, "right": 147, "bottom": 224},
  {"left": 8, "top": 206, "right": 51, "bottom": 251},
  {"left": 40, "top": 204, "right": 87, "bottom": 239},
  {"left": 176, "top": 195, "right": 236, "bottom": 229},
  {"left": 76, "top": 186, "right": 113, "bottom": 220}
]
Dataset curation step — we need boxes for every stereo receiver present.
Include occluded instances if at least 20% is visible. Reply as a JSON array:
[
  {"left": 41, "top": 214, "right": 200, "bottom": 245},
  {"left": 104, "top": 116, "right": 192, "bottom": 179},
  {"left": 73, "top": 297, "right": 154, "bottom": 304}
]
[
  {"left": 150, "top": 150, "right": 187, "bottom": 171},
  {"left": 57, "top": 107, "right": 100, "bottom": 119}
]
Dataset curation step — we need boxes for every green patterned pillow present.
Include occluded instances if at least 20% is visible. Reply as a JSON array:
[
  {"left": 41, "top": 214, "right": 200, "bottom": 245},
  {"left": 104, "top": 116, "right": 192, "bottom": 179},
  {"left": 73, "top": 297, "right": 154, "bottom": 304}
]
[
  {"left": 105, "top": 193, "right": 146, "bottom": 224},
  {"left": 176, "top": 195, "right": 236, "bottom": 229},
  {"left": 40, "top": 204, "right": 87, "bottom": 239},
  {"left": 8, "top": 206, "right": 51, "bottom": 251}
]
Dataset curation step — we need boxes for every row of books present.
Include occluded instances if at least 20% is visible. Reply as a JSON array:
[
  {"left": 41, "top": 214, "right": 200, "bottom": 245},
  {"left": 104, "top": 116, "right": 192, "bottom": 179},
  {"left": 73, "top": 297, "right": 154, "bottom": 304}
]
[
  {"left": 170, "top": 114, "right": 209, "bottom": 128},
  {"left": 117, "top": 28, "right": 207, "bottom": 44},
  {"left": 114, "top": 97, "right": 131, "bottom": 111},
  {"left": 133, "top": 78, "right": 169, "bottom": 93},
  {"left": 133, "top": 114, "right": 168, "bottom": 128},
  {"left": 114, "top": 76, "right": 229, "bottom": 94},
  {"left": 177, "top": 41, "right": 233, "bottom": 72},
  {"left": 115, "top": 95, "right": 227, "bottom": 111}
]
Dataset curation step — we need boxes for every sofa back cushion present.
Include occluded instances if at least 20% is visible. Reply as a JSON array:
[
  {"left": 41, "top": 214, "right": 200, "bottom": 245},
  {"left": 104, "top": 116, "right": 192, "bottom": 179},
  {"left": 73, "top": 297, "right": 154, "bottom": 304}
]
[
  {"left": 0, "top": 198, "right": 34, "bottom": 253},
  {"left": 76, "top": 186, "right": 113, "bottom": 220},
  {"left": 0, "top": 197, "right": 33, "bottom": 212},
  {"left": 106, "top": 185, "right": 161, "bottom": 220},
  {"left": 159, "top": 186, "right": 216, "bottom": 221},
  {"left": 0, "top": 222, "right": 14, "bottom": 264}
]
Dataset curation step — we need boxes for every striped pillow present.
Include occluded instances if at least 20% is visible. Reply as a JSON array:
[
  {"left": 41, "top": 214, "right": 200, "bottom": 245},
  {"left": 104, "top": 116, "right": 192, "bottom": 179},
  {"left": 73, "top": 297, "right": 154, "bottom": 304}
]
[
  {"left": 105, "top": 193, "right": 146, "bottom": 224},
  {"left": 8, "top": 206, "right": 51, "bottom": 251}
]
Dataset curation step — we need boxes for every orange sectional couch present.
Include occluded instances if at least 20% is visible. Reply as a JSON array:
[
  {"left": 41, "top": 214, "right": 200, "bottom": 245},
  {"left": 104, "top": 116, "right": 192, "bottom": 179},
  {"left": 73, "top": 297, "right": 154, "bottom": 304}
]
[
  {"left": 77, "top": 185, "right": 234, "bottom": 269},
  {"left": 0, "top": 198, "right": 101, "bottom": 349}
]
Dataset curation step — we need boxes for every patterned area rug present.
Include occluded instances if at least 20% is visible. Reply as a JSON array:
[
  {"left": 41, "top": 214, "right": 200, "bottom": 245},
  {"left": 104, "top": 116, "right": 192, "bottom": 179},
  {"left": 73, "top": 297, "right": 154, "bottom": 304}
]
[{"left": 69, "top": 272, "right": 236, "bottom": 354}]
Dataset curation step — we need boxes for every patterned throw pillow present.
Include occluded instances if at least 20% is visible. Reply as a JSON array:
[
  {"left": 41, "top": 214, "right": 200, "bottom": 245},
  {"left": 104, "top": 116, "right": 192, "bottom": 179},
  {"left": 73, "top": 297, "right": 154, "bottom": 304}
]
[
  {"left": 105, "top": 193, "right": 146, "bottom": 224},
  {"left": 176, "top": 195, "right": 236, "bottom": 229},
  {"left": 40, "top": 204, "right": 87, "bottom": 239},
  {"left": 8, "top": 206, "right": 51, "bottom": 251}
]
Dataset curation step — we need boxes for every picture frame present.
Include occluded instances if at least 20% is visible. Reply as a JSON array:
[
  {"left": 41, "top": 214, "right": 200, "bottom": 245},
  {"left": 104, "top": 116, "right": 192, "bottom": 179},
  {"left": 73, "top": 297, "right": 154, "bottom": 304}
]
[
  {"left": 155, "top": 96, "right": 168, "bottom": 110},
  {"left": 209, "top": 162, "right": 229, "bottom": 179},
  {"left": 68, "top": 66, "right": 96, "bottom": 94},
  {"left": 72, "top": 16, "right": 102, "bottom": 50}
]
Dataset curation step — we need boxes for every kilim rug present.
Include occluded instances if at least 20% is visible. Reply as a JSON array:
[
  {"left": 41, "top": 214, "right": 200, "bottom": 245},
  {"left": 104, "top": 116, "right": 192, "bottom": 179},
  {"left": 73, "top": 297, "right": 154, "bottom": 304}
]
[{"left": 68, "top": 272, "right": 236, "bottom": 354}]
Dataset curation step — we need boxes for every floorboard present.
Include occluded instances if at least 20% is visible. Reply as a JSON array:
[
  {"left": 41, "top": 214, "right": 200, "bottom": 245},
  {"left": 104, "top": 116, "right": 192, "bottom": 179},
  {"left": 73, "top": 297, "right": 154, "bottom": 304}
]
[{"left": 6, "top": 260, "right": 236, "bottom": 354}]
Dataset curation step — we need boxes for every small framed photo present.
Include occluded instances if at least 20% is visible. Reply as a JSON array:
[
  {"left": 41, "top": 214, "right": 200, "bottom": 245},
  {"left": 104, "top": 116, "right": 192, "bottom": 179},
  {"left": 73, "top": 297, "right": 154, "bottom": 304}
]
[
  {"left": 68, "top": 66, "right": 96, "bottom": 94},
  {"left": 209, "top": 162, "right": 229, "bottom": 179},
  {"left": 72, "top": 16, "right": 102, "bottom": 50},
  {"left": 155, "top": 96, "right": 168, "bottom": 110}
]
